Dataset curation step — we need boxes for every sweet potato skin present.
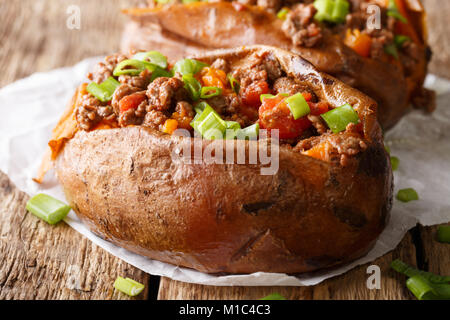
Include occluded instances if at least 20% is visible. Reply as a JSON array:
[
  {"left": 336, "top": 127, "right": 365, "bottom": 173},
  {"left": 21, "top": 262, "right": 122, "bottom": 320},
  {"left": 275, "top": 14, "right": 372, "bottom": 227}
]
[
  {"left": 121, "top": 2, "right": 429, "bottom": 129},
  {"left": 54, "top": 46, "right": 393, "bottom": 274}
]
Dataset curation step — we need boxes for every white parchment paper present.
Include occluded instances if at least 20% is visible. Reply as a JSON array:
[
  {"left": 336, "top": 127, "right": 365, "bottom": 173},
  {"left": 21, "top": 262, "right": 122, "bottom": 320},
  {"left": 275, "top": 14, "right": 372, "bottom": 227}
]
[{"left": 0, "top": 57, "right": 449, "bottom": 286}]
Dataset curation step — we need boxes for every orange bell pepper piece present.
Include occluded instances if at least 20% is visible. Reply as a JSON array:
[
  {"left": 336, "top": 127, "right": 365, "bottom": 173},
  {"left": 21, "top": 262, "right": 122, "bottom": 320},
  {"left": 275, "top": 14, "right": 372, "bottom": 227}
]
[{"left": 344, "top": 29, "right": 372, "bottom": 58}]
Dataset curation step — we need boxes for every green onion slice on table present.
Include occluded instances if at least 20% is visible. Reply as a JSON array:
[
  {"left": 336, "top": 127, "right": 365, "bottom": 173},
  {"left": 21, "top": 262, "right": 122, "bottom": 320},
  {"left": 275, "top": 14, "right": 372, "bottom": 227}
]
[
  {"left": 260, "top": 293, "right": 286, "bottom": 300},
  {"left": 320, "top": 103, "right": 359, "bottom": 133},
  {"left": 437, "top": 226, "right": 450, "bottom": 244},
  {"left": 406, "top": 275, "right": 438, "bottom": 300},
  {"left": 391, "top": 259, "right": 450, "bottom": 284},
  {"left": 87, "top": 76, "right": 120, "bottom": 102},
  {"left": 26, "top": 194, "right": 71, "bottom": 225},
  {"left": 114, "top": 277, "right": 145, "bottom": 297},
  {"left": 391, "top": 259, "right": 450, "bottom": 300},
  {"left": 390, "top": 156, "right": 399, "bottom": 171},
  {"left": 396, "top": 188, "right": 419, "bottom": 202}
]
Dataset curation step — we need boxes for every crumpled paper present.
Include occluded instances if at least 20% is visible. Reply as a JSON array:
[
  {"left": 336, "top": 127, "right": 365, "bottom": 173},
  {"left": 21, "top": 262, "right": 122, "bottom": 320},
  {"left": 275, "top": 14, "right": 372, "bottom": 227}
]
[{"left": 0, "top": 57, "right": 449, "bottom": 286}]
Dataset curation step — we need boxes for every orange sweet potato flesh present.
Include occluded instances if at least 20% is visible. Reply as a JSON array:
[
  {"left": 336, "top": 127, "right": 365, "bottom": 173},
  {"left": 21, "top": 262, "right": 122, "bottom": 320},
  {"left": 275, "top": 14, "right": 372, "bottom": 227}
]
[
  {"left": 121, "top": 1, "right": 430, "bottom": 129},
  {"left": 53, "top": 46, "right": 393, "bottom": 274}
]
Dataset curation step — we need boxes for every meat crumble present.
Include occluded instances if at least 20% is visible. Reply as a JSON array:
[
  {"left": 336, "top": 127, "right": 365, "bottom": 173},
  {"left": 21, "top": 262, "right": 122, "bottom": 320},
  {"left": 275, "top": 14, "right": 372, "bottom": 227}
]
[{"left": 76, "top": 49, "right": 367, "bottom": 166}]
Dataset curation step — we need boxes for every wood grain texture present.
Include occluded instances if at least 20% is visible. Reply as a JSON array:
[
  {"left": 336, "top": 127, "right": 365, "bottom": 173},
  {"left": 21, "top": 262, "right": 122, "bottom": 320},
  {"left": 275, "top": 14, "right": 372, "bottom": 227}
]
[
  {"left": 0, "top": 0, "right": 449, "bottom": 300},
  {"left": 0, "top": 171, "right": 150, "bottom": 300},
  {"left": 158, "top": 233, "right": 419, "bottom": 300}
]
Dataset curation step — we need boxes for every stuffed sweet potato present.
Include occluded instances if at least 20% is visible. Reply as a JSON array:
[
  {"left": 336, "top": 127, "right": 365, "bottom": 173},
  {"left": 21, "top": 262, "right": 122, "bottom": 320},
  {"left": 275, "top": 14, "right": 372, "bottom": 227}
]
[
  {"left": 122, "top": 0, "right": 435, "bottom": 129},
  {"left": 40, "top": 46, "right": 393, "bottom": 274}
]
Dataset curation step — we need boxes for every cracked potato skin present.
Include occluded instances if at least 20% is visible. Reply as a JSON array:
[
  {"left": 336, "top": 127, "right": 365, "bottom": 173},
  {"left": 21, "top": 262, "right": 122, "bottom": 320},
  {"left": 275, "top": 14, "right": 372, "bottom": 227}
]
[{"left": 54, "top": 46, "right": 393, "bottom": 274}]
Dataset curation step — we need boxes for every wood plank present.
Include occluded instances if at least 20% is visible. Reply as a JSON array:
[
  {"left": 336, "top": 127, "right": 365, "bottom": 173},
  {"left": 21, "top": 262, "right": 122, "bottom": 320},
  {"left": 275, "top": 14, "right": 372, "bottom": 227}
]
[
  {"left": 419, "top": 223, "right": 450, "bottom": 276},
  {"left": 158, "top": 232, "right": 417, "bottom": 300},
  {"left": 0, "top": 171, "right": 150, "bottom": 299},
  {"left": 0, "top": 0, "right": 448, "bottom": 301}
]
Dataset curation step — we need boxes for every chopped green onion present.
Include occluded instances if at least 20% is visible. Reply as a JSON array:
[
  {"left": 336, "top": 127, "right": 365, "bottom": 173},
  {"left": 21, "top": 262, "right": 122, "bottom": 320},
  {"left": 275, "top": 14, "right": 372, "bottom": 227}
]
[
  {"left": 113, "top": 59, "right": 170, "bottom": 80},
  {"left": 385, "top": 145, "right": 391, "bottom": 154},
  {"left": 87, "top": 76, "right": 120, "bottom": 102},
  {"left": 394, "top": 35, "right": 411, "bottom": 48},
  {"left": 437, "top": 226, "right": 450, "bottom": 244},
  {"left": 113, "top": 59, "right": 152, "bottom": 76},
  {"left": 285, "top": 93, "right": 311, "bottom": 120},
  {"left": 260, "top": 94, "right": 275, "bottom": 103},
  {"left": 260, "top": 93, "right": 289, "bottom": 103},
  {"left": 194, "top": 101, "right": 209, "bottom": 114},
  {"left": 384, "top": 43, "right": 399, "bottom": 59},
  {"left": 406, "top": 276, "right": 437, "bottom": 300},
  {"left": 200, "top": 86, "right": 222, "bottom": 99},
  {"left": 396, "top": 188, "right": 419, "bottom": 202},
  {"left": 156, "top": 0, "right": 171, "bottom": 3},
  {"left": 191, "top": 103, "right": 225, "bottom": 138},
  {"left": 277, "top": 8, "right": 290, "bottom": 20},
  {"left": 173, "top": 58, "right": 208, "bottom": 76},
  {"left": 236, "top": 123, "right": 260, "bottom": 140},
  {"left": 182, "top": 74, "right": 202, "bottom": 101},
  {"left": 26, "top": 194, "right": 71, "bottom": 225},
  {"left": 226, "top": 121, "right": 241, "bottom": 131},
  {"left": 314, "top": 0, "right": 335, "bottom": 22},
  {"left": 225, "top": 121, "right": 241, "bottom": 139},
  {"left": 228, "top": 74, "right": 240, "bottom": 94},
  {"left": 113, "top": 277, "right": 145, "bottom": 297},
  {"left": 432, "top": 282, "right": 450, "bottom": 299},
  {"left": 331, "top": 0, "right": 349, "bottom": 23},
  {"left": 321, "top": 103, "right": 359, "bottom": 133},
  {"left": 260, "top": 293, "right": 286, "bottom": 300},
  {"left": 132, "top": 51, "right": 167, "bottom": 68},
  {"left": 387, "top": 0, "right": 408, "bottom": 23},
  {"left": 182, "top": 0, "right": 199, "bottom": 3},
  {"left": 391, "top": 259, "right": 450, "bottom": 284},
  {"left": 149, "top": 66, "right": 172, "bottom": 81},
  {"left": 390, "top": 156, "right": 399, "bottom": 171},
  {"left": 197, "top": 112, "right": 227, "bottom": 140}
]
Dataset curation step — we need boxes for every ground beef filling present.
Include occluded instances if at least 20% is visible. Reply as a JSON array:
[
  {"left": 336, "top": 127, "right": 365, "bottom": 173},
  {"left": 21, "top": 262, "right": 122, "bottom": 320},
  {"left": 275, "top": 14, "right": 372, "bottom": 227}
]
[{"left": 77, "top": 52, "right": 366, "bottom": 164}]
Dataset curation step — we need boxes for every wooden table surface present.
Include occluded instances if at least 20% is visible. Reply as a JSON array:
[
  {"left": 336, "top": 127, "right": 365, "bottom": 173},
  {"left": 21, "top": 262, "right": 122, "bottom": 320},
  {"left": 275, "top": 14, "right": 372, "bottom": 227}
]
[{"left": 0, "top": 0, "right": 449, "bottom": 300}]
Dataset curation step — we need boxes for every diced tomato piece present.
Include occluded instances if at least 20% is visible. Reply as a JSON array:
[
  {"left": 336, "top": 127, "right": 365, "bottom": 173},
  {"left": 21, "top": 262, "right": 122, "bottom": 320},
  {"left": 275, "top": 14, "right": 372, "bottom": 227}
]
[
  {"left": 241, "top": 81, "right": 270, "bottom": 109},
  {"left": 119, "top": 92, "right": 146, "bottom": 114},
  {"left": 259, "top": 95, "right": 311, "bottom": 139},
  {"left": 309, "top": 101, "right": 329, "bottom": 116},
  {"left": 302, "top": 92, "right": 313, "bottom": 102}
]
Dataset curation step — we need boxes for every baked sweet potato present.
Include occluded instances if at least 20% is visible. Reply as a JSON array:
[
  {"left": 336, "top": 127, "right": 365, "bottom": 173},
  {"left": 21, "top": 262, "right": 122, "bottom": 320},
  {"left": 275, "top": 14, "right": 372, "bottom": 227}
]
[
  {"left": 121, "top": 0, "right": 434, "bottom": 129},
  {"left": 49, "top": 46, "right": 393, "bottom": 274}
]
